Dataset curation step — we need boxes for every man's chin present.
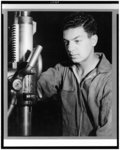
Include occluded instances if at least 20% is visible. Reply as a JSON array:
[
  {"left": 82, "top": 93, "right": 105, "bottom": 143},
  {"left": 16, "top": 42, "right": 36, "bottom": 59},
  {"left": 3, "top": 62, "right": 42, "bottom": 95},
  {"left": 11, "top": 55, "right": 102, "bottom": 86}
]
[{"left": 71, "top": 58, "right": 84, "bottom": 64}]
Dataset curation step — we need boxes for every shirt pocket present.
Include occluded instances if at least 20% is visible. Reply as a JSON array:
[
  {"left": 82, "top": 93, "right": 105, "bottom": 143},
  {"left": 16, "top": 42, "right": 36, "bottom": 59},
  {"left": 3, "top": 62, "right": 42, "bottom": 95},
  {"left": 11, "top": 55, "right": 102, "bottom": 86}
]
[
  {"left": 61, "top": 84, "right": 76, "bottom": 114},
  {"left": 62, "top": 74, "right": 75, "bottom": 92}
]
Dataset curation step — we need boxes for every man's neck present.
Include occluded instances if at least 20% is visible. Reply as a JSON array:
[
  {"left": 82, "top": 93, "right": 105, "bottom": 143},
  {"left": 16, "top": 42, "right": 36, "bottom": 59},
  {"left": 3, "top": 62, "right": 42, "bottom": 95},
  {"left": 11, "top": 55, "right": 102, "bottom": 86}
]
[{"left": 76, "top": 52, "right": 99, "bottom": 79}]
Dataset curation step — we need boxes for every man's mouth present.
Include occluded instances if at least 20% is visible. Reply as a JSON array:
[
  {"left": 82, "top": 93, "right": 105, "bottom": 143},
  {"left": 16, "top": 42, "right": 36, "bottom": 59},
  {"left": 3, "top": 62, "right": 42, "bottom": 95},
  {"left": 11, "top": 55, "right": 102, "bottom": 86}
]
[{"left": 69, "top": 54, "right": 78, "bottom": 58}]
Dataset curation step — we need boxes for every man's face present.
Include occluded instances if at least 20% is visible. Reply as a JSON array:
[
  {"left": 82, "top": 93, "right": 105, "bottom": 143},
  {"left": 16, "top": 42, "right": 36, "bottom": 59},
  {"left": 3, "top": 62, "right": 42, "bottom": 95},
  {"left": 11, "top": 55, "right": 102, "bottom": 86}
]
[{"left": 63, "top": 26, "right": 96, "bottom": 63}]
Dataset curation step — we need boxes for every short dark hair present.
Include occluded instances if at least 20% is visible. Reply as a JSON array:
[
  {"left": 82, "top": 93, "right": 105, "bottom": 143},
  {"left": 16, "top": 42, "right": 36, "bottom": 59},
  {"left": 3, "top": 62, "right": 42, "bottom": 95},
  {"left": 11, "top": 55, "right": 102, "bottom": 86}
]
[{"left": 63, "top": 12, "right": 97, "bottom": 37}]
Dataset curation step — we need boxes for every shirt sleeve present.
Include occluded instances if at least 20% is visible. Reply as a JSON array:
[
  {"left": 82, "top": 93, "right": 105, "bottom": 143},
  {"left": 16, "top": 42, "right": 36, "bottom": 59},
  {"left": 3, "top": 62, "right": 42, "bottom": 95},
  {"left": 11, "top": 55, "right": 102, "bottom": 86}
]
[
  {"left": 96, "top": 76, "right": 112, "bottom": 136},
  {"left": 37, "top": 63, "right": 63, "bottom": 98}
]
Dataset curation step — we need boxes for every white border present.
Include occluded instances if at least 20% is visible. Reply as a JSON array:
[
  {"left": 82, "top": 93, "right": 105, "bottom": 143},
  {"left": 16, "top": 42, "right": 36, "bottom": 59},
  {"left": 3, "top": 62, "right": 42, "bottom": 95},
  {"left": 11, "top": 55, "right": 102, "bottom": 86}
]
[
  {"left": 4, "top": 139, "right": 117, "bottom": 147},
  {"left": 2, "top": 4, "right": 119, "bottom": 10}
]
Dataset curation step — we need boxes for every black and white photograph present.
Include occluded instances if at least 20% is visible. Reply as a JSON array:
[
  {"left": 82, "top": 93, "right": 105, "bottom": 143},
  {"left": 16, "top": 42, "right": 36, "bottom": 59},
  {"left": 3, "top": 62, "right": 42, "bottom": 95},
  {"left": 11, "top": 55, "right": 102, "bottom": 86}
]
[{"left": 1, "top": 1, "right": 119, "bottom": 149}]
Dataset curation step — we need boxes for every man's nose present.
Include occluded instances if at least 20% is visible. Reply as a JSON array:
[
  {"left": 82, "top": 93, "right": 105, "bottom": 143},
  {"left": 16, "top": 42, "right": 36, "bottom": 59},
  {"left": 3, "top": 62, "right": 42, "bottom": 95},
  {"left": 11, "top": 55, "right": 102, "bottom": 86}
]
[{"left": 68, "top": 42, "right": 75, "bottom": 52}]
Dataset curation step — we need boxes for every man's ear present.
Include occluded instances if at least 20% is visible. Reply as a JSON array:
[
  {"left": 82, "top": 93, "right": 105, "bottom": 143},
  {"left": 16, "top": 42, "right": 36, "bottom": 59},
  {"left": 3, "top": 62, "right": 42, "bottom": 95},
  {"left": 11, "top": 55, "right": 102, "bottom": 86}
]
[{"left": 91, "top": 34, "right": 98, "bottom": 46}]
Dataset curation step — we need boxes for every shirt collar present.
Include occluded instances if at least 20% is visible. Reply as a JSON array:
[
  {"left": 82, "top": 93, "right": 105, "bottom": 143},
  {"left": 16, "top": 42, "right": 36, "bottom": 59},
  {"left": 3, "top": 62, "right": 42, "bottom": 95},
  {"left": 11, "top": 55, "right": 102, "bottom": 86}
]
[
  {"left": 95, "top": 53, "right": 112, "bottom": 73},
  {"left": 71, "top": 53, "right": 112, "bottom": 83}
]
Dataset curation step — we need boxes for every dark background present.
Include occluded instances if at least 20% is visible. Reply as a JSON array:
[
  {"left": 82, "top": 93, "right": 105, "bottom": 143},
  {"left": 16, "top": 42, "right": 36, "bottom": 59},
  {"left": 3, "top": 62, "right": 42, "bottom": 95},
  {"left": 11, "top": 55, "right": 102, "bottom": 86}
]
[{"left": 8, "top": 11, "right": 112, "bottom": 136}]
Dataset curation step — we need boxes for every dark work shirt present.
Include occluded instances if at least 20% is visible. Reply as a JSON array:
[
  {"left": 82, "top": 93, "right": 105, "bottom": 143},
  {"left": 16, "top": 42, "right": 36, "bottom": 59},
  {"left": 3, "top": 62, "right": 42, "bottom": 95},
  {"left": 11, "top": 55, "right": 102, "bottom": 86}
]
[{"left": 37, "top": 53, "right": 112, "bottom": 136}]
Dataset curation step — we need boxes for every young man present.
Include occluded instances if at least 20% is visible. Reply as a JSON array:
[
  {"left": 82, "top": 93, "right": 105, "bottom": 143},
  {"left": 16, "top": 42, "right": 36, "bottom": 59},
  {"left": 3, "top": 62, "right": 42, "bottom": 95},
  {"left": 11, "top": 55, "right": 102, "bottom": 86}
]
[{"left": 37, "top": 12, "right": 112, "bottom": 136}]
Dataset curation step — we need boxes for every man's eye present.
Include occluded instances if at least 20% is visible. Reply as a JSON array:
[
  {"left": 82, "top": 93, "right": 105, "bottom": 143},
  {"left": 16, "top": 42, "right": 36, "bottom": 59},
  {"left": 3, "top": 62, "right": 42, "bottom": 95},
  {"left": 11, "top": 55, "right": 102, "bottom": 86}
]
[{"left": 75, "top": 40, "right": 81, "bottom": 43}]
